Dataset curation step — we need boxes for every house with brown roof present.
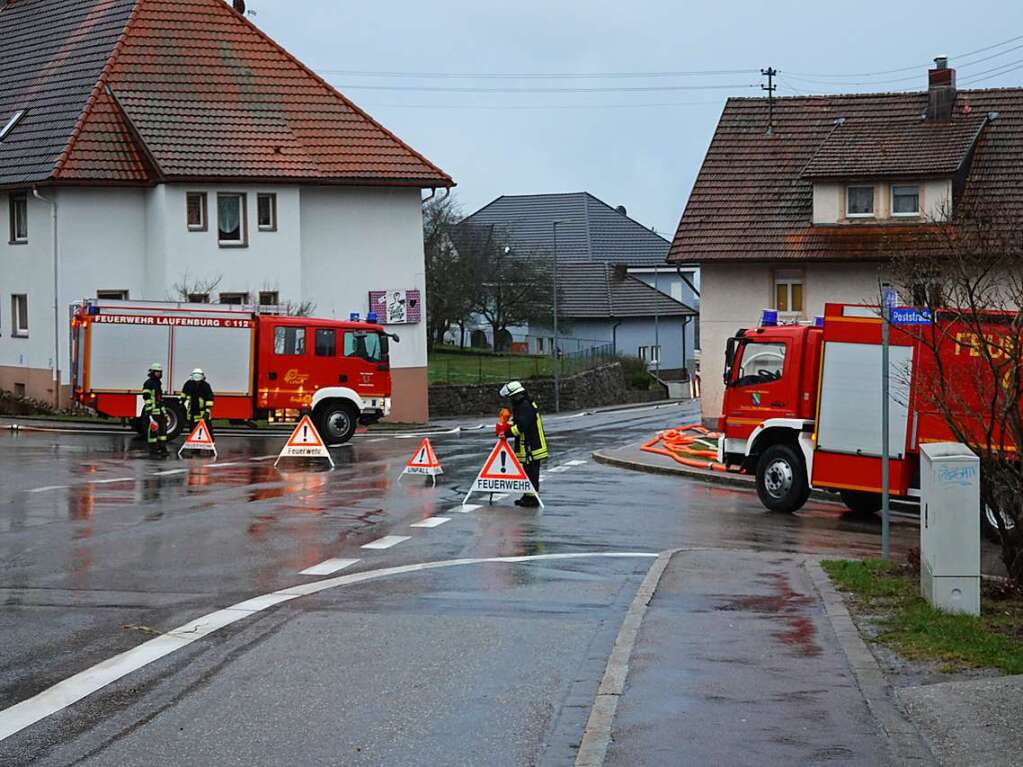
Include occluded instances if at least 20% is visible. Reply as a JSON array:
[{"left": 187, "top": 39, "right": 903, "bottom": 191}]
[
  {"left": 668, "top": 56, "right": 1017, "bottom": 418},
  {"left": 0, "top": 0, "right": 452, "bottom": 421}
]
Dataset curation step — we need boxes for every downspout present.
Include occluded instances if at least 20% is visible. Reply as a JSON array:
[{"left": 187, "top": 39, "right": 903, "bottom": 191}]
[
  {"left": 32, "top": 187, "right": 60, "bottom": 408},
  {"left": 611, "top": 319, "right": 622, "bottom": 356}
]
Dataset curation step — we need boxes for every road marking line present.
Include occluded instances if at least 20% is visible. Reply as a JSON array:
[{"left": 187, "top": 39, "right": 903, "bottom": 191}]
[
  {"left": 548, "top": 466, "right": 569, "bottom": 473},
  {"left": 251, "top": 455, "right": 278, "bottom": 462},
  {"left": 566, "top": 459, "right": 587, "bottom": 466},
  {"left": 0, "top": 551, "right": 657, "bottom": 744},
  {"left": 452, "top": 504, "right": 481, "bottom": 513},
  {"left": 298, "top": 558, "right": 360, "bottom": 576},
  {"left": 27, "top": 485, "right": 69, "bottom": 494},
  {"left": 490, "top": 493, "right": 508, "bottom": 501},
  {"left": 87, "top": 477, "right": 134, "bottom": 485},
  {"left": 410, "top": 517, "right": 450, "bottom": 528},
  {"left": 209, "top": 462, "right": 242, "bottom": 468},
  {"left": 153, "top": 468, "right": 188, "bottom": 476},
  {"left": 361, "top": 535, "right": 411, "bottom": 550}
]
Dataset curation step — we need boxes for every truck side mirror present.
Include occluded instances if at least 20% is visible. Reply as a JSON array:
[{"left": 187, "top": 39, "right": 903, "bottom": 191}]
[
  {"left": 387, "top": 333, "right": 400, "bottom": 343},
  {"left": 724, "top": 337, "right": 738, "bottom": 385}
]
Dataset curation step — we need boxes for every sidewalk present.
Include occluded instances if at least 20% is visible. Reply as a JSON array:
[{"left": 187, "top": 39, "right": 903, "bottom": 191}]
[{"left": 604, "top": 549, "right": 918, "bottom": 766}]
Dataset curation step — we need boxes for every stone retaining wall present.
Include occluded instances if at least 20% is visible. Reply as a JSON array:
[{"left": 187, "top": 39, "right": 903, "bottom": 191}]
[{"left": 428, "top": 363, "right": 665, "bottom": 417}]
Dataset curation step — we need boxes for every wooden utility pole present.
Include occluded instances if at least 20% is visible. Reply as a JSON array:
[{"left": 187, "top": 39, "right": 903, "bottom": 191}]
[{"left": 761, "top": 67, "right": 777, "bottom": 135}]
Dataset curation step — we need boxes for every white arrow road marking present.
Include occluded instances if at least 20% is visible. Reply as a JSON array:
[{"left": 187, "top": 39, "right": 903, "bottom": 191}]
[
  {"left": 410, "top": 517, "right": 450, "bottom": 528},
  {"left": 0, "top": 552, "right": 657, "bottom": 743},
  {"left": 361, "top": 535, "right": 411, "bottom": 550},
  {"left": 298, "top": 558, "right": 360, "bottom": 576}
]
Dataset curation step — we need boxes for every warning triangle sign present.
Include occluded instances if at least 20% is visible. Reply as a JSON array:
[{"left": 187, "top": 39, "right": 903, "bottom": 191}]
[
  {"left": 399, "top": 437, "right": 443, "bottom": 482},
  {"left": 274, "top": 415, "right": 334, "bottom": 468},
  {"left": 463, "top": 439, "right": 543, "bottom": 507},
  {"left": 178, "top": 419, "right": 217, "bottom": 458}
]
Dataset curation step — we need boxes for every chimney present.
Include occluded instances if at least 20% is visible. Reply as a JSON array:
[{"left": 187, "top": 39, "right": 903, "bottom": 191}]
[
  {"left": 232, "top": 0, "right": 246, "bottom": 13},
  {"left": 927, "top": 55, "right": 957, "bottom": 121},
  {"left": 612, "top": 263, "right": 628, "bottom": 282},
  {"left": 615, "top": 205, "right": 627, "bottom": 216}
]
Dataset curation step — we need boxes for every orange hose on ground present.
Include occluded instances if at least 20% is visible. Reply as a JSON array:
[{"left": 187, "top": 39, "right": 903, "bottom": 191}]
[{"left": 641, "top": 423, "right": 731, "bottom": 472}]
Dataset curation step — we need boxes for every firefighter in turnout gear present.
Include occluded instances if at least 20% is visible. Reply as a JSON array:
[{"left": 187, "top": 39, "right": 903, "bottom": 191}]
[
  {"left": 180, "top": 368, "right": 215, "bottom": 438},
  {"left": 500, "top": 380, "right": 548, "bottom": 507},
  {"left": 142, "top": 363, "right": 169, "bottom": 456}
]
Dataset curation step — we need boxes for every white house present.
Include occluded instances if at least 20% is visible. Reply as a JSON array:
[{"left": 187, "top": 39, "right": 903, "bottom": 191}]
[
  {"left": 668, "top": 56, "right": 1015, "bottom": 420},
  {"left": 0, "top": 0, "right": 452, "bottom": 422}
]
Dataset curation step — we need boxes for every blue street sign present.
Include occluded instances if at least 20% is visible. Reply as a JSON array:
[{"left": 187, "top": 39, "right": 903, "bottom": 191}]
[
  {"left": 890, "top": 307, "right": 932, "bottom": 325},
  {"left": 882, "top": 287, "right": 898, "bottom": 312}
]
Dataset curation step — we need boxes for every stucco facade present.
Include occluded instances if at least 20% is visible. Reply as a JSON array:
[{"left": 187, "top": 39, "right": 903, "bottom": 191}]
[
  {"left": 0, "top": 185, "right": 430, "bottom": 421},
  {"left": 698, "top": 261, "right": 882, "bottom": 419}
]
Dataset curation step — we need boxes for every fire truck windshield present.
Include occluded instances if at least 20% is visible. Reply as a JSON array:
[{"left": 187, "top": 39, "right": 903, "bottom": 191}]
[{"left": 734, "top": 341, "right": 786, "bottom": 387}]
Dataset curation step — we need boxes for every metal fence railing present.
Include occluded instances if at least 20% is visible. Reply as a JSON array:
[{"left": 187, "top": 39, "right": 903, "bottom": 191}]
[{"left": 429, "top": 342, "right": 616, "bottom": 385}]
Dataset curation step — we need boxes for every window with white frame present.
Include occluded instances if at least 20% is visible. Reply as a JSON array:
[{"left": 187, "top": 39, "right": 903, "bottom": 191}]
[
  {"left": 11, "top": 294, "right": 28, "bottom": 337},
  {"left": 257, "top": 193, "right": 277, "bottom": 231},
  {"left": 846, "top": 185, "right": 875, "bottom": 217},
  {"left": 774, "top": 270, "right": 804, "bottom": 313},
  {"left": 186, "top": 192, "right": 207, "bottom": 231},
  {"left": 258, "top": 290, "right": 279, "bottom": 306},
  {"left": 217, "top": 193, "right": 246, "bottom": 246},
  {"left": 892, "top": 184, "right": 920, "bottom": 216},
  {"left": 9, "top": 191, "right": 27, "bottom": 243}
]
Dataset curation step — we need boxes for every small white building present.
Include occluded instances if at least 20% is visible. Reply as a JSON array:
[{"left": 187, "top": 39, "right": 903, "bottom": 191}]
[{"left": 0, "top": 0, "right": 452, "bottom": 422}]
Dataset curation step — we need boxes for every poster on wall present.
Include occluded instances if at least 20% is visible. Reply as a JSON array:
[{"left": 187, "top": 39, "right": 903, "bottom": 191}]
[{"left": 368, "top": 289, "right": 421, "bottom": 324}]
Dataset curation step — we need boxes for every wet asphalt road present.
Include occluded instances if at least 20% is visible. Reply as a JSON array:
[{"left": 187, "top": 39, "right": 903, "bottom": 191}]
[{"left": 0, "top": 403, "right": 920, "bottom": 766}]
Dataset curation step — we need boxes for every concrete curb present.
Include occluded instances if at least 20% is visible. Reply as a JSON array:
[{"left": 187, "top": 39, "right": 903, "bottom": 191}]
[
  {"left": 803, "top": 560, "right": 937, "bottom": 766},
  {"left": 574, "top": 548, "right": 680, "bottom": 767}
]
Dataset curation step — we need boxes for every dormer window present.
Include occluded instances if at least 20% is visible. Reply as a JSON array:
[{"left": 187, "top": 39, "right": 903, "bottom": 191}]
[
  {"left": 891, "top": 184, "right": 920, "bottom": 216},
  {"left": 846, "top": 185, "right": 875, "bottom": 218}
]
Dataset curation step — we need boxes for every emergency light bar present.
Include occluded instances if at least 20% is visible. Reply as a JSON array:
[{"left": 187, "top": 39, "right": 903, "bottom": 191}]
[{"left": 760, "top": 309, "right": 778, "bottom": 327}]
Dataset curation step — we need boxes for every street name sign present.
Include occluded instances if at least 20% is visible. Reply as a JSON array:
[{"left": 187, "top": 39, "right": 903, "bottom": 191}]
[
  {"left": 463, "top": 439, "right": 543, "bottom": 507},
  {"left": 178, "top": 419, "right": 217, "bottom": 459},
  {"left": 890, "top": 307, "right": 932, "bottom": 326},
  {"left": 274, "top": 415, "right": 334, "bottom": 469}
]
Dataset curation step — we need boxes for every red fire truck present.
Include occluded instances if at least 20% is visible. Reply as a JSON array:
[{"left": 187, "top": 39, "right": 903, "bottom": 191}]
[
  {"left": 718, "top": 302, "right": 1013, "bottom": 538},
  {"left": 71, "top": 299, "right": 396, "bottom": 443}
]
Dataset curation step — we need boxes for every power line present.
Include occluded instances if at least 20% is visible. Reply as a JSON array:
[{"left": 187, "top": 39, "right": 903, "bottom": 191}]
[
  {"left": 959, "top": 57, "right": 1023, "bottom": 85},
  {"left": 318, "top": 68, "right": 758, "bottom": 80},
  {"left": 362, "top": 100, "right": 724, "bottom": 110},
  {"left": 332, "top": 82, "right": 759, "bottom": 94}
]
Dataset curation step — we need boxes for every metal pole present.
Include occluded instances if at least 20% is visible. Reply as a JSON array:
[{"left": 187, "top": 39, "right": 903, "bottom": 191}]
[
  {"left": 881, "top": 288, "right": 892, "bottom": 560},
  {"left": 654, "top": 263, "right": 660, "bottom": 376},
  {"left": 552, "top": 221, "right": 561, "bottom": 413}
]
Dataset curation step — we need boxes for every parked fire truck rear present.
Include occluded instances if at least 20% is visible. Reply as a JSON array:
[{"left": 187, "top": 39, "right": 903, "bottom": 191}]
[
  {"left": 718, "top": 302, "right": 1014, "bottom": 539},
  {"left": 71, "top": 300, "right": 395, "bottom": 444}
]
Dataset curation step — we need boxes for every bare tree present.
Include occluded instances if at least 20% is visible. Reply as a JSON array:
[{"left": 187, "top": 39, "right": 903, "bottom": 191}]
[
  {"left": 423, "top": 194, "right": 481, "bottom": 350},
  {"left": 171, "top": 271, "right": 223, "bottom": 302},
  {"left": 885, "top": 199, "right": 1023, "bottom": 585},
  {"left": 280, "top": 299, "right": 316, "bottom": 317}
]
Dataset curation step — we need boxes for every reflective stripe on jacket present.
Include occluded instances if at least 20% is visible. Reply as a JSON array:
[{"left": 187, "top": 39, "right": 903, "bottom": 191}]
[
  {"left": 141, "top": 377, "right": 164, "bottom": 414},
  {"left": 510, "top": 398, "right": 548, "bottom": 462}
]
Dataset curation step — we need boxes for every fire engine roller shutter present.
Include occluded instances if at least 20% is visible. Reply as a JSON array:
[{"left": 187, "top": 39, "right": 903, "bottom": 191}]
[
  {"left": 816, "top": 341, "right": 913, "bottom": 459},
  {"left": 171, "top": 325, "right": 254, "bottom": 396},
  {"left": 88, "top": 324, "right": 170, "bottom": 391}
]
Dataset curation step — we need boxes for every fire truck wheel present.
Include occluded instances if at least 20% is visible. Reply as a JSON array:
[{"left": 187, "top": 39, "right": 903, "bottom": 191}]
[
  {"left": 982, "top": 501, "right": 1015, "bottom": 542},
  {"left": 316, "top": 401, "right": 358, "bottom": 445},
  {"left": 755, "top": 444, "right": 809, "bottom": 513},
  {"left": 163, "top": 402, "right": 185, "bottom": 440},
  {"left": 839, "top": 490, "right": 882, "bottom": 517}
]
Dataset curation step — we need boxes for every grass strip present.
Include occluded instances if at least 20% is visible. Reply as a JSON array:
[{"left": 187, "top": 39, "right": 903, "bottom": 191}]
[{"left": 822, "top": 558, "right": 1023, "bottom": 674}]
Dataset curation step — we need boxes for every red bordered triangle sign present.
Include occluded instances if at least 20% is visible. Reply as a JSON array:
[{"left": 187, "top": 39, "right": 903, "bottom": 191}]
[
  {"left": 463, "top": 439, "right": 542, "bottom": 507},
  {"left": 275, "top": 415, "right": 334, "bottom": 468},
  {"left": 399, "top": 437, "right": 443, "bottom": 482},
  {"left": 178, "top": 419, "right": 217, "bottom": 458}
]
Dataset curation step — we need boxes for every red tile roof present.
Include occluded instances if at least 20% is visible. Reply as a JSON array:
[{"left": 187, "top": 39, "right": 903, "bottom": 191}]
[
  {"left": 1, "top": 0, "right": 453, "bottom": 188},
  {"left": 669, "top": 89, "right": 1020, "bottom": 263},
  {"left": 801, "top": 113, "right": 988, "bottom": 179}
]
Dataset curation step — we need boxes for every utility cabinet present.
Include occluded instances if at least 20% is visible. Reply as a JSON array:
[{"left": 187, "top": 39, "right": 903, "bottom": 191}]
[{"left": 920, "top": 443, "right": 980, "bottom": 616}]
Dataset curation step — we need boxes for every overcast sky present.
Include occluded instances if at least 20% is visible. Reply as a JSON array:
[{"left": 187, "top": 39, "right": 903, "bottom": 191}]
[{"left": 254, "top": 1, "right": 1023, "bottom": 237}]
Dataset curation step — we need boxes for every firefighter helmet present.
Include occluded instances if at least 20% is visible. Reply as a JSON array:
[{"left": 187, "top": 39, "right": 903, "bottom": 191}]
[
  {"left": 148, "top": 363, "right": 163, "bottom": 373},
  {"left": 500, "top": 380, "right": 525, "bottom": 398},
  {"left": 191, "top": 368, "right": 205, "bottom": 381}
]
